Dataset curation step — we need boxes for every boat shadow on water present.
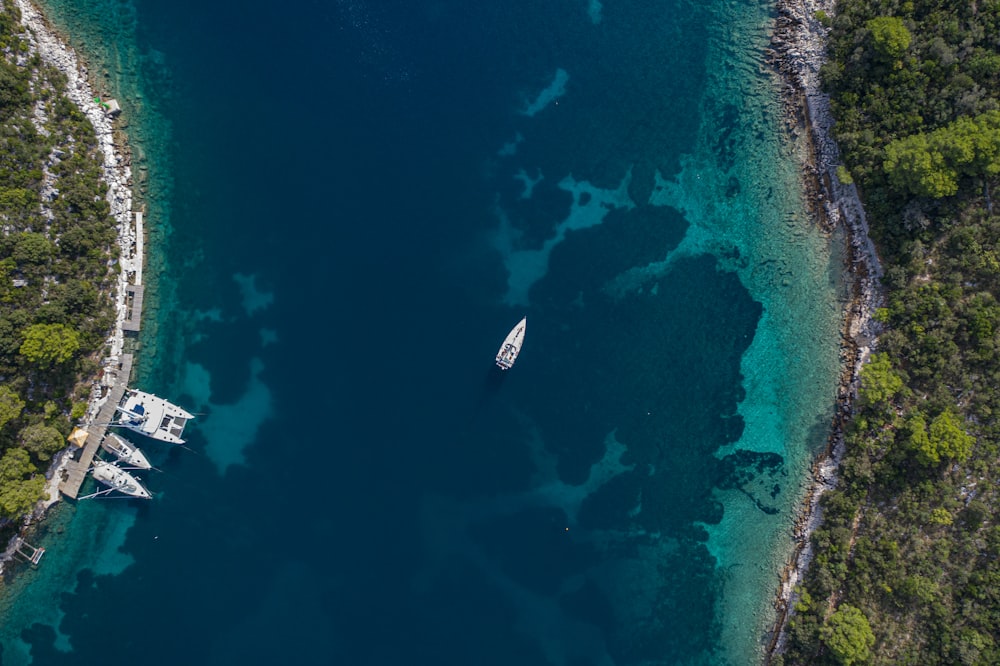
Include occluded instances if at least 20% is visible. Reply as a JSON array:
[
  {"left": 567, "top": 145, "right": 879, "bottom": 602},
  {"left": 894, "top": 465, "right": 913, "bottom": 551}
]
[
  {"left": 468, "top": 364, "right": 511, "bottom": 415},
  {"left": 468, "top": 317, "right": 526, "bottom": 416},
  {"left": 481, "top": 363, "right": 508, "bottom": 394}
]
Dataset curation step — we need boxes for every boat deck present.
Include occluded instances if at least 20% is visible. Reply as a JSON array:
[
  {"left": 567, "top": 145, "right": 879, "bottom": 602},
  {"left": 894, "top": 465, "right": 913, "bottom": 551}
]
[{"left": 59, "top": 353, "right": 133, "bottom": 499}]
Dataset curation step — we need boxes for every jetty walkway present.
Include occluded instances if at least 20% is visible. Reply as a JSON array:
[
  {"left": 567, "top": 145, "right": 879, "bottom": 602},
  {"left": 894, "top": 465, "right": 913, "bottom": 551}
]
[{"left": 58, "top": 353, "right": 133, "bottom": 499}]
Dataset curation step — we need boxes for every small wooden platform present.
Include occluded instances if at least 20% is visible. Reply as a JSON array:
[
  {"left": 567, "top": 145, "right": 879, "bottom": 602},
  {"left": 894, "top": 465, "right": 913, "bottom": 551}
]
[
  {"left": 13, "top": 538, "right": 44, "bottom": 566},
  {"left": 122, "top": 284, "right": 143, "bottom": 333},
  {"left": 59, "top": 353, "right": 134, "bottom": 499}
]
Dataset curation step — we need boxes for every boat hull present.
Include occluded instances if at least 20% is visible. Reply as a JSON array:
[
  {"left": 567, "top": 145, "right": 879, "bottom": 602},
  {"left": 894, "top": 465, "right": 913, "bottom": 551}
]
[
  {"left": 91, "top": 460, "right": 151, "bottom": 499},
  {"left": 116, "top": 389, "right": 194, "bottom": 444},
  {"left": 495, "top": 317, "right": 526, "bottom": 370},
  {"left": 102, "top": 433, "right": 152, "bottom": 470}
]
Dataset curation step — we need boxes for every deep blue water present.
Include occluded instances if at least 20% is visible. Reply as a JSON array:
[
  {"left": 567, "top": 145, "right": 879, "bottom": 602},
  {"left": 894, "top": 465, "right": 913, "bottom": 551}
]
[{"left": 0, "top": 0, "right": 848, "bottom": 664}]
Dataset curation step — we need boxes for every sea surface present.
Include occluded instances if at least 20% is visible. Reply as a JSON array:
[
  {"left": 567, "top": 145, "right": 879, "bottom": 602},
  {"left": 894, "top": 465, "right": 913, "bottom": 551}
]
[{"left": 0, "top": 0, "right": 847, "bottom": 664}]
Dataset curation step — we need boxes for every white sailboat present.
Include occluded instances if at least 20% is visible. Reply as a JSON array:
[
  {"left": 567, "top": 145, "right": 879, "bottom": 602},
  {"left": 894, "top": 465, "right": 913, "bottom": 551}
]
[
  {"left": 101, "top": 432, "right": 152, "bottom": 470},
  {"left": 90, "top": 460, "right": 151, "bottom": 499},
  {"left": 115, "top": 389, "right": 194, "bottom": 444},
  {"left": 495, "top": 317, "right": 526, "bottom": 370}
]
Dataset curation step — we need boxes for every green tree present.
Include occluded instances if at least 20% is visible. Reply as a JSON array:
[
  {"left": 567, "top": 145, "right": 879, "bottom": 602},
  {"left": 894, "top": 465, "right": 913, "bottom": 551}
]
[
  {"left": 931, "top": 112, "right": 1000, "bottom": 184},
  {"left": 19, "top": 323, "right": 80, "bottom": 366},
  {"left": 0, "top": 385, "right": 24, "bottom": 429},
  {"left": 20, "top": 423, "right": 65, "bottom": 461},
  {"left": 821, "top": 604, "right": 876, "bottom": 665},
  {"left": 905, "top": 410, "right": 934, "bottom": 465},
  {"left": 0, "top": 475, "right": 45, "bottom": 517},
  {"left": 907, "top": 409, "right": 974, "bottom": 465},
  {"left": 929, "top": 410, "right": 974, "bottom": 464},
  {"left": 11, "top": 231, "right": 52, "bottom": 265},
  {"left": 883, "top": 133, "right": 958, "bottom": 198},
  {"left": 0, "top": 447, "right": 45, "bottom": 518},
  {"left": 884, "top": 111, "right": 1000, "bottom": 197},
  {"left": 866, "top": 16, "right": 911, "bottom": 60},
  {"left": 0, "top": 446, "right": 31, "bottom": 480},
  {"left": 859, "top": 353, "right": 903, "bottom": 406},
  {"left": 0, "top": 187, "right": 36, "bottom": 211},
  {"left": 956, "top": 628, "right": 990, "bottom": 666},
  {"left": 836, "top": 165, "right": 854, "bottom": 185}
]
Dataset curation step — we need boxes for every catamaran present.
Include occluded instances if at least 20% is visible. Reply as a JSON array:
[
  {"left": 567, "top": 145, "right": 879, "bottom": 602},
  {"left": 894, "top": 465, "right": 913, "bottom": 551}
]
[
  {"left": 495, "top": 317, "right": 526, "bottom": 370},
  {"left": 115, "top": 389, "right": 194, "bottom": 444},
  {"left": 90, "top": 460, "right": 151, "bottom": 499},
  {"left": 101, "top": 432, "right": 152, "bottom": 470}
]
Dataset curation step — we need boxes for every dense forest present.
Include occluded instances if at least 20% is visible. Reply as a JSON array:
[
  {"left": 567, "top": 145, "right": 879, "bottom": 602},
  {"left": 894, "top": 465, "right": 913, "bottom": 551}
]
[
  {"left": 780, "top": 1, "right": 1000, "bottom": 665},
  {"left": 0, "top": 3, "right": 116, "bottom": 524}
]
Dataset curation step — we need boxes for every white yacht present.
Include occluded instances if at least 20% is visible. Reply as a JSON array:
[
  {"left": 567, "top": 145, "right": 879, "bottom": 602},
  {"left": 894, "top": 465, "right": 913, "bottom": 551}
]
[
  {"left": 495, "top": 317, "right": 526, "bottom": 370},
  {"left": 101, "top": 433, "right": 152, "bottom": 470},
  {"left": 116, "top": 389, "right": 194, "bottom": 444},
  {"left": 91, "top": 460, "right": 151, "bottom": 499}
]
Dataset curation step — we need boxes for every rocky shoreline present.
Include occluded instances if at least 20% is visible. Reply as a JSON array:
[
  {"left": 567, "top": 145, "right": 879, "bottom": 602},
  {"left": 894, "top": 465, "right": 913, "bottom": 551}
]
[
  {"left": 763, "top": 0, "right": 884, "bottom": 660},
  {"left": 0, "top": 0, "right": 142, "bottom": 567}
]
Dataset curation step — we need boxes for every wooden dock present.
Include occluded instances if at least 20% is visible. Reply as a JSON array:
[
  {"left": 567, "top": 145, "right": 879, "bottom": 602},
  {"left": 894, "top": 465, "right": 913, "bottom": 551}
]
[
  {"left": 134, "top": 212, "right": 144, "bottom": 286},
  {"left": 122, "top": 284, "right": 143, "bottom": 333},
  {"left": 59, "top": 353, "right": 134, "bottom": 499}
]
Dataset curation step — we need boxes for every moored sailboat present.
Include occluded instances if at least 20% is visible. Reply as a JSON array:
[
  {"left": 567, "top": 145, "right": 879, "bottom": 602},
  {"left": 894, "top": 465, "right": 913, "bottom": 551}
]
[
  {"left": 495, "top": 317, "right": 526, "bottom": 370},
  {"left": 101, "top": 432, "right": 152, "bottom": 470},
  {"left": 90, "top": 460, "right": 151, "bottom": 499}
]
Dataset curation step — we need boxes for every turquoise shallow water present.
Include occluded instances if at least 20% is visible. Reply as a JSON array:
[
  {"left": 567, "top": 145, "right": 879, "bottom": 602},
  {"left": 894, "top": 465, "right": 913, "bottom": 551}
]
[{"left": 0, "top": 0, "right": 847, "bottom": 664}]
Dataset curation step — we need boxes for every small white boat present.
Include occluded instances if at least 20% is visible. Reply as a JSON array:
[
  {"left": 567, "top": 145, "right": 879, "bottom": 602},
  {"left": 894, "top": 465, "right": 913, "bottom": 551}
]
[
  {"left": 101, "top": 433, "right": 151, "bottom": 470},
  {"left": 495, "top": 317, "right": 526, "bottom": 370},
  {"left": 91, "top": 460, "right": 151, "bottom": 499},
  {"left": 116, "top": 389, "right": 194, "bottom": 444}
]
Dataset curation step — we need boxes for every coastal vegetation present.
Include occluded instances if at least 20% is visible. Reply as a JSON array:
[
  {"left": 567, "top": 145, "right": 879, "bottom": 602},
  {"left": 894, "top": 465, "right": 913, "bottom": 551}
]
[
  {"left": 781, "top": 1, "right": 1000, "bottom": 664},
  {"left": 0, "top": 2, "right": 116, "bottom": 521}
]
